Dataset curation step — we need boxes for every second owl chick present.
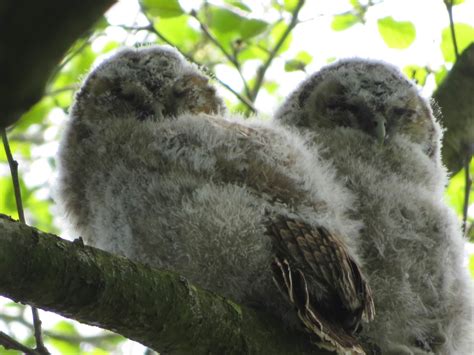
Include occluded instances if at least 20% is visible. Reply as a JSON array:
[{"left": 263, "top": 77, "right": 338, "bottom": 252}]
[{"left": 276, "top": 58, "right": 474, "bottom": 355}]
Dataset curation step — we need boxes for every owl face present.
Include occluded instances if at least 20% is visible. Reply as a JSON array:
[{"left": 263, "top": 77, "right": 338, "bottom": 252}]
[
  {"left": 276, "top": 59, "right": 439, "bottom": 158},
  {"left": 74, "top": 46, "right": 224, "bottom": 122}
]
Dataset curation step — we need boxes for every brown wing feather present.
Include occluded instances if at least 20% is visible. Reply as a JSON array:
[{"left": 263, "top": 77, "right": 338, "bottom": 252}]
[{"left": 267, "top": 216, "right": 375, "bottom": 355}]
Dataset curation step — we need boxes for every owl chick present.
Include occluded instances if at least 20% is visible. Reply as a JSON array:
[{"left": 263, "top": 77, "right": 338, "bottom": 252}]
[
  {"left": 57, "top": 46, "right": 375, "bottom": 354},
  {"left": 275, "top": 58, "right": 474, "bottom": 354}
]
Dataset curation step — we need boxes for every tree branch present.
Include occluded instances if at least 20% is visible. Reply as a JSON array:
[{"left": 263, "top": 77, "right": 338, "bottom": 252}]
[
  {"left": 0, "top": 214, "right": 329, "bottom": 355},
  {"left": 0, "top": 330, "right": 40, "bottom": 354},
  {"left": 0, "top": 0, "right": 117, "bottom": 128},
  {"left": 433, "top": 43, "right": 474, "bottom": 176},
  {"left": 442, "top": 0, "right": 472, "bottom": 237}
]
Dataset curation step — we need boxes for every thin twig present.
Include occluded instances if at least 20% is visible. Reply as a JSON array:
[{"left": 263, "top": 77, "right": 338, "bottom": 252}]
[
  {"left": 1, "top": 129, "right": 50, "bottom": 355},
  {"left": 190, "top": 10, "right": 252, "bottom": 98},
  {"left": 249, "top": 0, "right": 306, "bottom": 102},
  {"left": 445, "top": 0, "right": 460, "bottom": 60},
  {"left": 141, "top": 24, "right": 175, "bottom": 47},
  {"left": 139, "top": 9, "right": 257, "bottom": 114},
  {"left": 31, "top": 308, "right": 49, "bottom": 354},
  {"left": 0, "top": 313, "right": 121, "bottom": 347},
  {"left": 0, "top": 331, "right": 40, "bottom": 354},
  {"left": 1, "top": 130, "right": 25, "bottom": 223},
  {"left": 213, "top": 76, "right": 258, "bottom": 113}
]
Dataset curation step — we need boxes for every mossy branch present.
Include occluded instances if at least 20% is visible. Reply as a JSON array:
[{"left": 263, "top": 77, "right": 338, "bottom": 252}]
[
  {"left": 0, "top": 0, "right": 116, "bottom": 128},
  {"left": 0, "top": 214, "right": 330, "bottom": 355}
]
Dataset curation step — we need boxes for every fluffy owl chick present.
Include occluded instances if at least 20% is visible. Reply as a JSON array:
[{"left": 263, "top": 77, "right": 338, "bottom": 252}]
[
  {"left": 57, "top": 46, "right": 375, "bottom": 354},
  {"left": 276, "top": 58, "right": 474, "bottom": 354},
  {"left": 58, "top": 46, "right": 224, "bottom": 230}
]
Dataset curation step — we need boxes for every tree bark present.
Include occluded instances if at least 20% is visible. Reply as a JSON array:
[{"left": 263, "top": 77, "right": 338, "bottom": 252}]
[
  {"left": 0, "top": 0, "right": 116, "bottom": 128},
  {"left": 433, "top": 43, "right": 474, "bottom": 175},
  {"left": 0, "top": 214, "right": 330, "bottom": 354}
]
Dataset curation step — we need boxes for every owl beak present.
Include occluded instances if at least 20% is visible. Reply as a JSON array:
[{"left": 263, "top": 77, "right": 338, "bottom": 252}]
[{"left": 374, "top": 115, "right": 386, "bottom": 145}]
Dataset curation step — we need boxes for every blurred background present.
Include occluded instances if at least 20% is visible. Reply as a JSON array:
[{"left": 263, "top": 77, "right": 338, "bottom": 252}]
[{"left": 1, "top": 0, "right": 473, "bottom": 353}]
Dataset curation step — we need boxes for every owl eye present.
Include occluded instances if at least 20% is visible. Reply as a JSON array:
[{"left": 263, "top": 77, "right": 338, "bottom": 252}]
[
  {"left": 172, "top": 81, "right": 189, "bottom": 97},
  {"left": 393, "top": 108, "right": 416, "bottom": 117},
  {"left": 325, "top": 102, "right": 358, "bottom": 112}
]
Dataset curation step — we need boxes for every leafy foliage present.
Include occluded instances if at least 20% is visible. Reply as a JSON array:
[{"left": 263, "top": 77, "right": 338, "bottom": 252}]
[
  {"left": 141, "top": 0, "right": 184, "bottom": 17},
  {"left": 377, "top": 16, "right": 416, "bottom": 49},
  {"left": 403, "top": 65, "right": 428, "bottom": 86},
  {"left": 441, "top": 23, "right": 474, "bottom": 62},
  {"left": 332, "top": 13, "right": 360, "bottom": 31},
  {"left": 0, "top": 0, "right": 473, "bottom": 353}
]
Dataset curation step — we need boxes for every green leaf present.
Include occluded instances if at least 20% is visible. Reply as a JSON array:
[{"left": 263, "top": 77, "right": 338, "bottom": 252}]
[
  {"left": 445, "top": 165, "right": 469, "bottom": 216},
  {"left": 153, "top": 15, "right": 200, "bottom": 52},
  {"left": 238, "top": 46, "right": 267, "bottom": 61},
  {"left": 10, "top": 139, "right": 32, "bottom": 160},
  {"left": 240, "top": 19, "right": 269, "bottom": 40},
  {"left": 434, "top": 66, "right": 448, "bottom": 86},
  {"left": 331, "top": 13, "right": 359, "bottom": 31},
  {"left": 141, "top": 0, "right": 184, "bottom": 18},
  {"left": 50, "top": 338, "right": 81, "bottom": 354},
  {"left": 4, "top": 301, "right": 25, "bottom": 308},
  {"left": 14, "top": 98, "right": 54, "bottom": 132},
  {"left": 205, "top": 6, "right": 269, "bottom": 39},
  {"left": 285, "top": 50, "right": 313, "bottom": 71},
  {"left": 270, "top": 21, "right": 292, "bottom": 55},
  {"left": 447, "top": 0, "right": 465, "bottom": 5},
  {"left": 284, "top": 59, "right": 306, "bottom": 72},
  {"left": 53, "top": 320, "right": 79, "bottom": 335},
  {"left": 403, "top": 65, "right": 428, "bottom": 86},
  {"left": 377, "top": 16, "right": 416, "bottom": 49},
  {"left": 0, "top": 166, "right": 55, "bottom": 231},
  {"left": 283, "top": 0, "right": 299, "bottom": 11},
  {"left": 206, "top": 6, "right": 243, "bottom": 34},
  {"left": 263, "top": 81, "right": 279, "bottom": 94},
  {"left": 349, "top": 0, "right": 363, "bottom": 10},
  {"left": 441, "top": 23, "right": 474, "bottom": 63},
  {"left": 0, "top": 176, "right": 20, "bottom": 219},
  {"left": 26, "top": 191, "right": 55, "bottom": 233},
  {"left": 224, "top": 0, "right": 251, "bottom": 12},
  {"left": 295, "top": 50, "right": 312, "bottom": 64},
  {"left": 51, "top": 45, "right": 96, "bottom": 96},
  {"left": 87, "top": 349, "right": 110, "bottom": 355}
]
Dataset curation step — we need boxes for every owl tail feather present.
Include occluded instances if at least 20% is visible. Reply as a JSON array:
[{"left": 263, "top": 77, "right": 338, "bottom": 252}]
[{"left": 271, "top": 257, "right": 366, "bottom": 355}]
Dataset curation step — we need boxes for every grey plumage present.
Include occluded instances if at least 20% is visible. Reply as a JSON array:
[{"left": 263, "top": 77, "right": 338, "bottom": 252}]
[
  {"left": 57, "top": 46, "right": 472, "bottom": 354},
  {"left": 276, "top": 58, "right": 474, "bottom": 354},
  {"left": 56, "top": 46, "right": 375, "bottom": 354}
]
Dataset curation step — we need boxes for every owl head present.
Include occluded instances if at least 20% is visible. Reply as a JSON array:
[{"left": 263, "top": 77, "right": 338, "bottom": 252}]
[
  {"left": 72, "top": 45, "right": 224, "bottom": 122},
  {"left": 275, "top": 59, "right": 441, "bottom": 159}
]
